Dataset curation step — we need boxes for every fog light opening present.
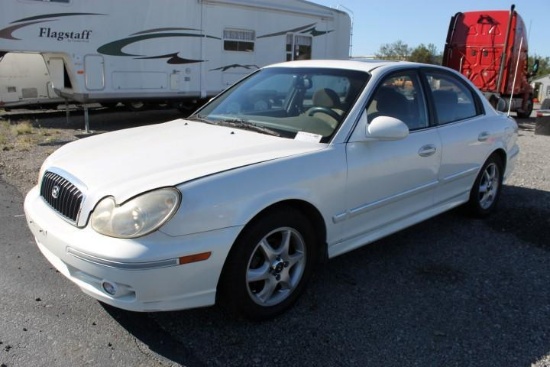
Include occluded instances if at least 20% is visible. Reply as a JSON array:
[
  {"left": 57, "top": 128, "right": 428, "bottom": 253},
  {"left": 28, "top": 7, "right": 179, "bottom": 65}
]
[{"left": 101, "top": 280, "right": 118, "bottom": 296}]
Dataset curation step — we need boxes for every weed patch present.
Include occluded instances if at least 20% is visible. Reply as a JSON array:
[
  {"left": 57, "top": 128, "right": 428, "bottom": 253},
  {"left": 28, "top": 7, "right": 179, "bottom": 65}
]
[{"left": 11, "top": 120, "right": 34, "bottom": 135}]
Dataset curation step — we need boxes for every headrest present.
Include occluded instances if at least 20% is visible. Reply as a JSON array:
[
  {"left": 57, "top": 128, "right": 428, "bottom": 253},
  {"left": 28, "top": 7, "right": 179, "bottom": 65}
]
[
  {"left": 376, "top": 87, "right": 408, "bottom": 114},
  {"left": 433, "top": 89, "right": 458, "bottom": 104},
  {"left": 312, "top": 88, "right": 340, "bottom": 108}
]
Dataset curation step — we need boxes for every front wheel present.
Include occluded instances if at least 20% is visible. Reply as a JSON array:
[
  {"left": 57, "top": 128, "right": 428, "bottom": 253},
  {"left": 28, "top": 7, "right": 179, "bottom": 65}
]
[
  {"left": 466, "top": 154, "right": 503, "bottom": 217},
  {"left": 217, "top": 208, "right": 318, "bottom": 320}
]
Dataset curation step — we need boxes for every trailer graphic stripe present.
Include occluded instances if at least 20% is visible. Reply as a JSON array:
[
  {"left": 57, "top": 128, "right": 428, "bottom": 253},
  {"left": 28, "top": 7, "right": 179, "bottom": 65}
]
[
  {"left": 210, "top": 64, "right": 259, "bottom": 72},
  {"left": 1, "top": 13, "right": 104, "bottom": 40},
  {"left": 135, "top": 52, "right": 203, "bottom": 65},
  {"left": 97, "top": 32, "right": 220, "bottom": 57},
  {"left": 0, "top": 20, "right": 49, "bottom": 40},
  {"left": 130, "top": 27, "right": 201, "bottom": 36},
  {"left": 257, "top": 23, "right": 332, "bottom": 39},
  {"left": 9, "top": 13, "right": 105, "bottom": 24}
]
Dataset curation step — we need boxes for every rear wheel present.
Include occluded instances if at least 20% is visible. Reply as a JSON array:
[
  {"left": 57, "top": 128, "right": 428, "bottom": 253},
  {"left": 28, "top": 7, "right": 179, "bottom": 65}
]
[
  {"left": 218, "top": 208, "right": 318, "bottom": 320},
  {"left": 466, "top": 154, "right": 503, "bottom": 217},
  {"left": 516, "top": 99, "right": 533, "bottom": 118}
]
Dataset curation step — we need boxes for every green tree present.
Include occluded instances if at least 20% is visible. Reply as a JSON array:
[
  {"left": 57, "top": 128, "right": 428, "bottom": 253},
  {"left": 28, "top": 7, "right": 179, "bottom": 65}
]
[
  {"left": 530, "top": 55, "right": 550, "bottom": 78},
  {"left": 375, "top": 40, "right": 548, "bottom": 74},
  {"left": 375, "top": 40, "right": 411, "bottom": 60},
  {"left": 409, "top": 43, "right": 441, "bottom": 64}
]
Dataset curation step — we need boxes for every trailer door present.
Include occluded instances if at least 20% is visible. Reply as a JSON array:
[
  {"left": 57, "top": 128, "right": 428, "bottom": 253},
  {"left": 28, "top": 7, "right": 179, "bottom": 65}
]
[
  {"left": 286, "top": 34, "right": 312, "bottom": 61},
  {"left": 84, "top": 55, "right": 105, "bottom": 90},
  {"left": 46, "top": 57, "right": 66, "bottom": 94}
]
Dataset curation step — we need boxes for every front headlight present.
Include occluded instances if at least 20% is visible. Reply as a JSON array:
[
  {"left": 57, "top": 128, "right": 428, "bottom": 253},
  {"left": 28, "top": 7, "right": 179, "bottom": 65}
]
[{"left": 91, "top": 188, "right": 181, "bottom": 238}]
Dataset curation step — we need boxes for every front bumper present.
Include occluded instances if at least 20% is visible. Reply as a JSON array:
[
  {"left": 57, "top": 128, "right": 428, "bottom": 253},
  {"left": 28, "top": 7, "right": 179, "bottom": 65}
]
[{"left": 24, "top": 186, "right": 241, "bottom": 312}]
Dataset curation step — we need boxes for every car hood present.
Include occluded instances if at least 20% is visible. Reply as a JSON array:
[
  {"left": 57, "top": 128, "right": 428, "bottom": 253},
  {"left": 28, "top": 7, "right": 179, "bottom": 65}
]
[{"left": 43, "top": 119, "right": 325, "bottom": 202}]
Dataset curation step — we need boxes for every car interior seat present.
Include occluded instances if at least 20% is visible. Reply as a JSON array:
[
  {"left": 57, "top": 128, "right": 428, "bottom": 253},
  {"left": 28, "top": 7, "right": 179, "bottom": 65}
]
[
  {"left": 375, "top": 87, "right": 410, "bottom": 122},
  {"left": 312, "top": 88, "right": 342, "bottom": 110},
  {"left": 308, "top": 88, "right": 343, "bottom": 128}
]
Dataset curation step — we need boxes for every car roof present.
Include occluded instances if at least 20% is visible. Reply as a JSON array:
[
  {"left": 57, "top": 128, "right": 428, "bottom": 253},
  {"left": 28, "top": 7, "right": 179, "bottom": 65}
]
[
  {"left": 263, "top": 59, "right": 428, "bottom": 73},
  {"left": 263, "top": 59, "right": 469, "bottom": 84}
]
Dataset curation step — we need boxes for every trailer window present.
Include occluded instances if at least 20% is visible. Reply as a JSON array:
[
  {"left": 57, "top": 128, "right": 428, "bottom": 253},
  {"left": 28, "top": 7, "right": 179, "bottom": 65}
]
[{"left": 224, "top": 29, "right": 255, "bottom": 52}]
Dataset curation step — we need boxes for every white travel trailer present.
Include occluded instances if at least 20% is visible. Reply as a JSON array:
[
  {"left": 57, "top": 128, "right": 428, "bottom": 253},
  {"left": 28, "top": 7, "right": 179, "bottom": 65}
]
[
  {"left": 0, "top": 0, "right": 351, "bottom": 109},
  {"left": 532, "top": 74, "right": 550, "bottom": 109},
  {"left": 0, "top": 52, "right": 65, "bottom": 109}
]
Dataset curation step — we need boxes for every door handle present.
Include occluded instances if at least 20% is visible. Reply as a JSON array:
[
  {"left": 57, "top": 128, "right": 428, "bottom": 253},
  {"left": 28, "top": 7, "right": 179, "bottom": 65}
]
[
  {"left": 418, "top": 144, "right": 437, "bottom": 157},
  {"left": 478, "top": 131, "right": 490, "bottom": 142}
]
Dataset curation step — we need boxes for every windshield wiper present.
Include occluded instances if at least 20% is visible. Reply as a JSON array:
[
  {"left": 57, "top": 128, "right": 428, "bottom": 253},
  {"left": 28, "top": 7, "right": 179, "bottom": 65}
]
[
  {"left": 217, "top": 118, "right": 280, "bottom": 137},
  {"left": 187, "top": 115, "right": 216, "bottom": 124},
  {"left": 188, "top": 116, "right": 279, "bottom": 136}
]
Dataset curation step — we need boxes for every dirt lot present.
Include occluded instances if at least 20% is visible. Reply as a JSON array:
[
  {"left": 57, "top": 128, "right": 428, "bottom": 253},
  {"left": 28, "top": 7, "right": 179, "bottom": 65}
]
[{"left": 0, "top": 106, "right": 184, "bottom": 196}]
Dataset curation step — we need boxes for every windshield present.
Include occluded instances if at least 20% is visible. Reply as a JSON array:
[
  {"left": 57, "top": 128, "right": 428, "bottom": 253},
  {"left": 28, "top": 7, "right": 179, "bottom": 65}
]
[{"left": 192, "top": 67, "right": 369, "bottom": 143}]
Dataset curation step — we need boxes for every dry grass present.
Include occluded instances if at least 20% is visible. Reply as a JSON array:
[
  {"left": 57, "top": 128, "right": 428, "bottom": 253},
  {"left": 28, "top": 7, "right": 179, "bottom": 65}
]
[
  {"left": 11, "top": 120, "right": 33, "bottom": 135},
  {"left": 0, "top": 119, "right": 56, "bottom": 151},
  {"left": 0, "top": 120, "right": 13, "bottom": 150}
]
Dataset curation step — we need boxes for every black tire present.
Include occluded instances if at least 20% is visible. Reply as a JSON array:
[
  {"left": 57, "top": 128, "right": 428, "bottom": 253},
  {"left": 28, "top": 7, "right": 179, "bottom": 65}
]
[
  {"left": 217, "top": 208, "right": 318, "bottom": 321},
  {"left": 100, "top": 102, "right": 119, "bottom": 109},
  {"left": 174, "top": 102, "right": 196, "bottom": 115},
  {"left": 516, "top": 99, "right": 533, "bottom": 118},
  {"left": 541, "top": 98, "right": 550, "bottom": 110},
  {"left": 466, "top": 154, "right": 504, "bottom": 217},
  {"left": 124, "top": 101, "right": 147, "bottom": 111}
]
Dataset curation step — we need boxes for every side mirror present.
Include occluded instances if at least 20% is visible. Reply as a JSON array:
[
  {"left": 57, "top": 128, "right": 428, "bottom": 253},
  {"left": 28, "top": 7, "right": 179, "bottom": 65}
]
[
  {"left": 367, "top": 116, "right": 409, "bottom": 140},
  {"left": 532, "top": 59, "right": 540, "bottom": 76}
]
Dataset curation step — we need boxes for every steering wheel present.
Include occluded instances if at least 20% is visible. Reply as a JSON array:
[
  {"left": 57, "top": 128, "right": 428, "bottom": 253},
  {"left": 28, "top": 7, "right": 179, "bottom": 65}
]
[{"left": 307, "top": 107, "right": 340, "bottom": 121}]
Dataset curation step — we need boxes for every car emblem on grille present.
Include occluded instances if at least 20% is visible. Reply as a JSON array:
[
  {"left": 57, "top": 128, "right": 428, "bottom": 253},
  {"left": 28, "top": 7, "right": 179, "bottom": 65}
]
[{"left": 51, "top": 185, "right": 60, "bottom": 199}]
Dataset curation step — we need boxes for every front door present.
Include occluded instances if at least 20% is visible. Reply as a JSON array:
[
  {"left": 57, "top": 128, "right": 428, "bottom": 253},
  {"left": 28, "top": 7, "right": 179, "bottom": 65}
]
[{"left": 341, "top": 70, "right": 440, "bottom": 244}]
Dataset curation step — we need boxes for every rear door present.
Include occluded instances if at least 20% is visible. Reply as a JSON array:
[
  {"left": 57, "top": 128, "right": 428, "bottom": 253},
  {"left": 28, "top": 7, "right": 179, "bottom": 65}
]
[{"left": 421, "top": 68, "right": 494, "bottom": 207}]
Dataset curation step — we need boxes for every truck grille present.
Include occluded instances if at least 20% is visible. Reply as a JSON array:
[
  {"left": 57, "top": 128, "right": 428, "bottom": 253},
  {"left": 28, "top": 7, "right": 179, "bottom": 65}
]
[{"left": 40, "top": 171, "right": 84, "bottom": 223}]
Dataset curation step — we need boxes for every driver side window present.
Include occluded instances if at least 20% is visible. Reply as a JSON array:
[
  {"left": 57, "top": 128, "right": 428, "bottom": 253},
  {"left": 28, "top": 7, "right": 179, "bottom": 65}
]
[{"left": 367, "top": 71, "right": 428, "bottom": 130}]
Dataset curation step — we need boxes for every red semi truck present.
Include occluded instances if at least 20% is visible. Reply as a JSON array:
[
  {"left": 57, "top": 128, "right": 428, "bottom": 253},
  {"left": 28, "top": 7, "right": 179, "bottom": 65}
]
[{"left": 442, "top": 5, "right": 538, "bottom": 118}]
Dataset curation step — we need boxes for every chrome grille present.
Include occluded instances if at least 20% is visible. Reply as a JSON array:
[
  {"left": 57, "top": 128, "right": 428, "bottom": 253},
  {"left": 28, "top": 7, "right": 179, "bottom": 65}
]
[{"left": 40, "top": 171, "right": 83, "bottom": 223}]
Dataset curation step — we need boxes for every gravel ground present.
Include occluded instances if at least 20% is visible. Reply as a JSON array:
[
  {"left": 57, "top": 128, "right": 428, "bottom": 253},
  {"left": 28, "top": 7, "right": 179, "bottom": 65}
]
[
  {"left": 0, "top": 106, "right": 183, "bottom": 196},
  {"left": 1, "top": 107, "right": 549, "bottom": 366}
]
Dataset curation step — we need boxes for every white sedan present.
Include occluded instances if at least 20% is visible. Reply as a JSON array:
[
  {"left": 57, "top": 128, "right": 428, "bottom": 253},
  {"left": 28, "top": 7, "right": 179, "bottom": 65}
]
[{"left": 24, "top": 60, "right": 519, "bottom": 320}]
